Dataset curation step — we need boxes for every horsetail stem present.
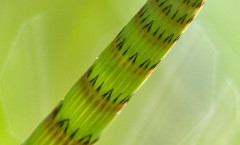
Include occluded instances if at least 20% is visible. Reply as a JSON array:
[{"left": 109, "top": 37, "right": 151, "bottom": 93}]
[{"left": 24, "top": 0, "right": 205, "bottom": 144}]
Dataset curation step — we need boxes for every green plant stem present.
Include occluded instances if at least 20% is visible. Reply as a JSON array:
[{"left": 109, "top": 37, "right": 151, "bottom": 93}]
[{"left": 24, "top": 0, "right": 205, "bottom": 144}]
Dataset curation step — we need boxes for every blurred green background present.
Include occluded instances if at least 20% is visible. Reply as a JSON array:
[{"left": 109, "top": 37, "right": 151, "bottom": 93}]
[{"left": 0, "top": 0, "right": 240, "bottom": 144}]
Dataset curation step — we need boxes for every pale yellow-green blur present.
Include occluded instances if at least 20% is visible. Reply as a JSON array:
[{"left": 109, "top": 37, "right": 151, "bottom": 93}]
[{"left": 0, "top": 0, "right": 239, "bottom": 145}]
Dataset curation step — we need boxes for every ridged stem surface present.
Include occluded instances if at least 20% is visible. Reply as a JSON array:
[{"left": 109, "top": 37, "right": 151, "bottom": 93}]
[{"left": 24, "top": 0, "right": 205, "bottom": 144}]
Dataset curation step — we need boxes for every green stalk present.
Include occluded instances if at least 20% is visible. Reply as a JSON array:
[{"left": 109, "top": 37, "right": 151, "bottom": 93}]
[{"left": 24, "top": 0, "right": 205, "bottom": 144}]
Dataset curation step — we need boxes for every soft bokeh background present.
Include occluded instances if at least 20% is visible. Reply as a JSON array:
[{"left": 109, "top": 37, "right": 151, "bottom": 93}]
[{"left": 0, "top": 0, "right": 240, "bottom": 144}]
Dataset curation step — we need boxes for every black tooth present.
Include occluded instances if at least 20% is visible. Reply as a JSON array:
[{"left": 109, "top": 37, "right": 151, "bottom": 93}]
[
  {"left": 116, "top": 27, "right": 125, "bottom": 38},
  {"left": 123, "top": 46, "right": 130, "bottom": 55},
  {"left": 183, "top": 0, "right": 190, "bottom": 4},
  {"left": 91, "top": 138, "right": 100, "bottom": 145},
  {"left": 52, "top": 102, "right": 63, "bottom": 118},
  {"left": 162, "top": 4, "right": 172, "bottom": 16},
  {"left": 173, "top": 35, "right": 181, "bottom": 43},
  {"left": 87, "top": 65, "right": 94, "bottom": 78},
  {"left": 115, "top": 35, "right": 122, "bottom": 44},
  {"left": 116, "top": 38, "right": 126, "bottom": 51},
  {"left": 144, "top": 61, "right": 151, "bottom": 69},
  {"left": 159, "top": 0, "right": 168, "bottom": 7},
  {"left": 196, "top": 1, "right": 202, "bottom": 8},
  {"left": 83, "top": 140, "right": 90, "bottom": 144},
  {"left": 148, "top": 22, "right": 153, "bottom": 32},
  {"left": 125, "top": 98, "right": 131, "bottom": 103},
  {"left": 177, "top": 14, "right": 187, "bottom": 24},
  {"left": 192, "top": 0, "right": 198, "bottom": 7},
  {"left": 113, "top": 93, "right": 123, "bottom": 103},
  {"left": 153, "top": 27, "right": 160, "bottom": 36},
  {"left": 106, "top": 89, "right": 114, "bottom": 101},
  {"left": 138, "top": 3, "right": 147, "bottom": 15},
  {"left": 158, "top": 29, "right": 166, "bottom": 40},
  {"left": 139, "top": 8, "right": 148, "bottom": 18},
  {"left": 124, "top": 95, "right": 133, "bottom": 103},
  {"left": 78, "top": 134, "right": 92, "bottom": 143},
  {"left": 150, "top": 60, "right": 161, "bottom": 70},
  {"left": 143, "top": 21, "right": 153, "bottom": 33},
  {"left": 119, "top": 98, "right": 127, "bottom": 104},
  {"left": 102, "top": 89, "right": 113, "bottom": 100},
  {"left": 139, "top": 59, "right": 151, "bottom": 69},
  {"left": 70, "top": 128, "right": 79, "bottom": 139},
  {"left": 171, "top": 10, "right": 179, "bottom": 20},
  {"left": 90, "top": 74, "right": 99, "bottom": 86},
  {"left": 186, "top": 17, "right": 194, "bottom": 24},
  {"left": 141, "top": 15, "right": 150, "bottom": 24},
  {"left": 96, "top": 82, "right": 104, "bottom": 92},
  {"left": 119, "top": 94, "right": 133, "bottom": 104},
  {"left": 163, "top": 34, "right": 174, "bottom": 44},
  {"left": 128, "top": 52, "right": 138, "bottom": 64},
  {"left": 57, "top": 119, "right": 70, "bottom": 132}
]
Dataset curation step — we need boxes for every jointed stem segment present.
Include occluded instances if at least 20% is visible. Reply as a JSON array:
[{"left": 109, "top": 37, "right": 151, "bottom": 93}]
[{"left": 24, "top": 0, "right": 205, "bottom": 144}]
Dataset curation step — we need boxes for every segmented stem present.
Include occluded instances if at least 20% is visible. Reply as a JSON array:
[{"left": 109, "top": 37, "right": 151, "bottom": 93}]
[{"left": 24, "top": 0, "right": 205, "bottom": 144}]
